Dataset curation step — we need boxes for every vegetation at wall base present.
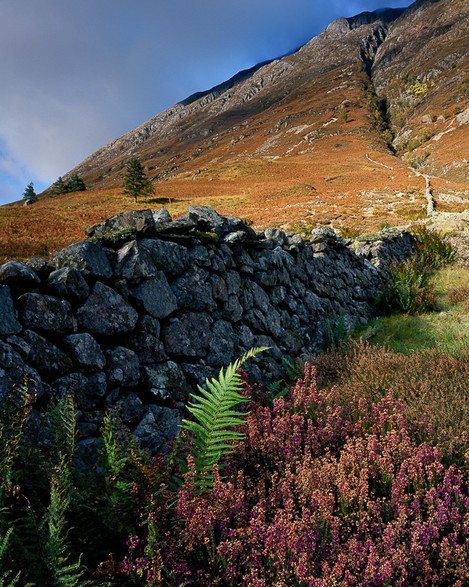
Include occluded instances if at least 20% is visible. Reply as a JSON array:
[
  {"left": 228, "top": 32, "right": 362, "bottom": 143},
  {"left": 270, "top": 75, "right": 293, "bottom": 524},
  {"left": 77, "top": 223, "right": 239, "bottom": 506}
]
[
  {"left": 378, "top": 227, "right": 455, "bottom": 315},
  {"left": 0, "top": 334, "right": 467, "bottom": 584}
]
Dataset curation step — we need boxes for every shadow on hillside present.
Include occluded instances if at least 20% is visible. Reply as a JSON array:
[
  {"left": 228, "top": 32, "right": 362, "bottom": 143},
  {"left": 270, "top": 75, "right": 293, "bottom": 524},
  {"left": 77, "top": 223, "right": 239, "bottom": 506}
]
[{"left": 144, "top": 196, "right": 183, "bottom": 205}]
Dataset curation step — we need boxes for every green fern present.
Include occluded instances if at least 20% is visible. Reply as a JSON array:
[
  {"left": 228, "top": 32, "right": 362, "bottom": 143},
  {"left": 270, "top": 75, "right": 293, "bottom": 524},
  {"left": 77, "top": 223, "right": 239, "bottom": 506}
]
[
  {"left": 0, "top": 528, "right": 21, "bottom": 587},
  {"left": 49, "top": 395, "right": 76, "bottom": 465},
  {"left": 181, "top": 347, "right": 267, "bottom": 488},
  {"left": 0, "top": 383, "right": 32, "bottom": 498},
  {"left": 46, "top": 397, "right": 88, "bottom": 586},
  {"left": 100, "top": 411, "right": 136, "bottom": 533}
]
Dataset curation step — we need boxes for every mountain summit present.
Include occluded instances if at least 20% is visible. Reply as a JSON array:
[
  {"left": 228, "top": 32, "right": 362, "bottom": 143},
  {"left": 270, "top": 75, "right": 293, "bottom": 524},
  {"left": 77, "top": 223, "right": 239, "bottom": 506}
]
[{"left": 1, "top": 0, "right": 467, "bottom": 260}]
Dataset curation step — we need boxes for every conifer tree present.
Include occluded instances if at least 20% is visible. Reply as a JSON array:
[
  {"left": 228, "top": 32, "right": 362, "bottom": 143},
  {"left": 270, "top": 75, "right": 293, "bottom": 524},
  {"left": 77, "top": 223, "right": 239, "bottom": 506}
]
[
  {"left": 22, "top": 182, "right": 37, "bottom": 203},
  {"left": 51, "top": 176, "right": 67, "bottom": 195},
  {"left": 67, "top": 174, "right": 86, "bottom": 192},
  {"left": 123, "top": 158, "right": 153, "bottom": 203}
]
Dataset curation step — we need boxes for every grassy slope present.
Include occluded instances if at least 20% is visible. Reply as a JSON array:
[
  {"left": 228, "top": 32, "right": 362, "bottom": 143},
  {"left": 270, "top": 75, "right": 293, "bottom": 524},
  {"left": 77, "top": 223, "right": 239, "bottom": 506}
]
[{"left": 357, "top": 264, "right": 469, "bottom": 354}]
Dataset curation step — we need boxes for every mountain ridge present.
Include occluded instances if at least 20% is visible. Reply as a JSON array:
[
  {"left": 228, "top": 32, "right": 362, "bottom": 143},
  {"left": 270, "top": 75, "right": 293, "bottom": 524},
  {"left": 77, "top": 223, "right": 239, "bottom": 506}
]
[{"left": 1, "top": 0, "right": 467, "bottom": 261}]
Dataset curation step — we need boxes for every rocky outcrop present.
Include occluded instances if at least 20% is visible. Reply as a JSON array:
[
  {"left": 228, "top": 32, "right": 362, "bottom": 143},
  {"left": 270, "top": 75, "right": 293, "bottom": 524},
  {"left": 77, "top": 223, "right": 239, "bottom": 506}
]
[{"left": 0, "top": 207, "right": 414, "bottom": 456}]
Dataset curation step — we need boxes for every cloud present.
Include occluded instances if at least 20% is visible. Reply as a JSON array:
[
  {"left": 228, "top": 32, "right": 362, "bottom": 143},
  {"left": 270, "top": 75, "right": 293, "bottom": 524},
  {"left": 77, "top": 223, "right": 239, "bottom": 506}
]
[{"left": 0, "top": 0, "right": 411, "bottom": 204}]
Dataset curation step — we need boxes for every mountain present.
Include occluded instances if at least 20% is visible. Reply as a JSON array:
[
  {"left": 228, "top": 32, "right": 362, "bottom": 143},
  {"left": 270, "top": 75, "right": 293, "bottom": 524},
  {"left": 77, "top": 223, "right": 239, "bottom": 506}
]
[{"left": 1, "top": 0, "right": 467, "bottom": 260}]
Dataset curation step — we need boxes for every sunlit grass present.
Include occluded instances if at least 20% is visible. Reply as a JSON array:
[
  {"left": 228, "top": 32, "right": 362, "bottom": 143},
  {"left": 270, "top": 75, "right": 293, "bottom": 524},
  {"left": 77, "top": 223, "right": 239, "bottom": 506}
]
[{"left": 357, "top": 265, "right": 469, "bottom": 354}]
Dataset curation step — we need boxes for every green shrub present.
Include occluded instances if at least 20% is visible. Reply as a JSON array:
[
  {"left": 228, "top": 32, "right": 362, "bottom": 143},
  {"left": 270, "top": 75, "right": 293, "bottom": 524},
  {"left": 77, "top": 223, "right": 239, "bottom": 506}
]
[
  {"left": 379, "top": 228, "right": 454, "bottom": 314},
  {"left": 412, "top": 226, "right": 455, "bottom": 268},
  {"left": 378, "top": 257, "right": 436, "bottom": 314},
  {"left": 324, "top": 314, "right": 352, "bottom": 348}
]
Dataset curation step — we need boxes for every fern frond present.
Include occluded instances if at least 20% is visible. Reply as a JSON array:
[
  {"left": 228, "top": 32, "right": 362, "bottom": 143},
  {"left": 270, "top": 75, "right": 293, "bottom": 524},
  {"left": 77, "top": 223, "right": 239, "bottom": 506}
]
[
  {"left": 0, "top": 528, "right": 21, "bottom": 587},
  {"left": 49, "top": 396, "right": 76, "bottom": 464},
  {"left": 46, "top": 456, "right": 88, "bottom": 586},
  {"left": 180, "top": 347, "right": 267, "bottom": 488},
  {"left": 0, "top": 383, "right": 32, "bottom": 497}
]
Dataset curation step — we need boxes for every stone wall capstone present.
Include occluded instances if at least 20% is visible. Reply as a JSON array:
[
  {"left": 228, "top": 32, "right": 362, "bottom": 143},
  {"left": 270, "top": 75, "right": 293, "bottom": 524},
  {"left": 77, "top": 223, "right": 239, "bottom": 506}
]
[{"left": 0, "top": 206, "right": 414, "bottom": 458}]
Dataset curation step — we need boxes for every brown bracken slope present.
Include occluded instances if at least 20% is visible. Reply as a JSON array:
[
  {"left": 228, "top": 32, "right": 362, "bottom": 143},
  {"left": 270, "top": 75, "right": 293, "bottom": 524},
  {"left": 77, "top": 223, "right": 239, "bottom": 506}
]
[{"left": 0, "top": 0, "right": 467, "bottom": 260}]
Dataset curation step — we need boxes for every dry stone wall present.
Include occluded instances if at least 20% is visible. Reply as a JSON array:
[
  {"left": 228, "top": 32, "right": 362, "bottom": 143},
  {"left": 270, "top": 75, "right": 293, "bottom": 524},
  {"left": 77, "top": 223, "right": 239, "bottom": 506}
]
[{"left": 0, "top": 206, "right": 414, "bottom": 458}]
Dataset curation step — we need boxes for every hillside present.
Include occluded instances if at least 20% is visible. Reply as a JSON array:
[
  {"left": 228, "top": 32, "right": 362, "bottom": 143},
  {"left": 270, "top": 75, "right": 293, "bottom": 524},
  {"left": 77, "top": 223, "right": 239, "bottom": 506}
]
[{"left": 0, "top": 0, "right": 467, "bottom": 260}]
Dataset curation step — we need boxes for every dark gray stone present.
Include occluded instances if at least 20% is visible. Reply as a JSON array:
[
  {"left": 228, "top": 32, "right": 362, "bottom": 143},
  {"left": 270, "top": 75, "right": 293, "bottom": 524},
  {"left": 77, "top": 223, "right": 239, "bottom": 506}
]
[
  {"left": 76, "top": 282, "right": 138, "bottom": 336},
  {"left": 116, "top": 393, "right": 145, "bottom": 424},
  {"left": 129, "top": 315, "right": 164, "bottom": 364},
  {"left": 130, "top": 273, "right": 177, "bottom": 319},
  {"left": 184, "top": 206, "right": 225, "bottom": 233},
  {"left": 140, "top": 239, "right": 190, "bottom": 276},
  {"left": 17, "top": 293, "right": 75, "bottom": 333},
  {"left": 181, "top": 364, "right": 217, "bottom": 387},
  {"left": 75, "top": 437, "right": 105, "bottom": 470},
  {"left": 21, "top": 330, "right": 73, "bottom": 376},
  {"left": 47, "top": 267, "right": 89, "bottom": 302},
  {"left": 133, "top": 405, "right": 182, "bottom": 453},
  {"left": 163, "top": 312, "right": 212, "bottom": 357},
  {"left": 153, "top": 208, "right": 172, "bottom": 226},
  {"left": 221, "top": 295, "right": 243, "bottom": 322},
  {"left": 223, "top": 231, "right": 247, "bottom": 244},
  {"left": 51, "top": 372, "right": 107, "bottom": 409},
  {"left": 172, "top": 267, "right": 216, "bottom": 311},
  {"left": 86, "top": 209, "right": 156, "bottom": 239},
  {"left": 63, "top": 333, "right": 106, "bottom": 371},
  {"left": 142, "top": 361, "right": 190, "bottom": 401},
  {"left": 53, "top": 241, "right": 113, "bottom": 278},
  {"left": 0, "top": 285, "right": 21, "bottom": 335},
  {"left": 0, "top": 261, "right": 40, "bottom": 287},
  {"left": 105, "top": 347, "right": 140, "bottom": 387},
  {"left": 26, "top": 258, "right": 55, "bottom": 279},
  {"left": 211, "top": 275, "right": 228, "bottom": 302},
  {"left": 6, "top": 334, "right": 30, "bottom": 357},
  {"left": 115, "top": 240, "right": 157, "bottom": 279},
  {"left": 207, "top": 320, "right": 235, "bottom": 366}
]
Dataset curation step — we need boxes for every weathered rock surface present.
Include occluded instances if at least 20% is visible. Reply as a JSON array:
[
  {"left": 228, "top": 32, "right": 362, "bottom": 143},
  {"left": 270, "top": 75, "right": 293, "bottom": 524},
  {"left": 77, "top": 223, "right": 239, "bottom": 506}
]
[
  {"left": 0, "top": 286, "right": 21, "bottom": 335},
  {"left": 53, "top": 241, "right": 113, "bottom": 278},
  {"left": 76, "top": 282, "right": 138, "bottom": 335},
  {"left": 47, "top": 268, "right": 89, "bottom": 302},
  {"left": 0, "top": 208, "right": 414, "bottom": 455}
]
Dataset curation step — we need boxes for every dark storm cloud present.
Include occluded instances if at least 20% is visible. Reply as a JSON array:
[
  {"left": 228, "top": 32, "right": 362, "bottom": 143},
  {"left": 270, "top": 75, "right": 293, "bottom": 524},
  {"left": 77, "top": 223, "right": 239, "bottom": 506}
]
[{"left": 0, "top": 0, "right": 411, "bottom": 203}]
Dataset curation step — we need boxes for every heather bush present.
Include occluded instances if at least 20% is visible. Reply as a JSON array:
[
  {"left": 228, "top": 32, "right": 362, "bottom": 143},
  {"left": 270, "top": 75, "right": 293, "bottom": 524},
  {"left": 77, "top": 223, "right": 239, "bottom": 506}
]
[
  {"left": 120, "top": 364, "right": 468, "bottom": 586},
  {"left": 313, "top": 341, "right": 468, "bottom": 464},
  {"left": 1, "top": 350, "right": 467, "bottom": 585}
]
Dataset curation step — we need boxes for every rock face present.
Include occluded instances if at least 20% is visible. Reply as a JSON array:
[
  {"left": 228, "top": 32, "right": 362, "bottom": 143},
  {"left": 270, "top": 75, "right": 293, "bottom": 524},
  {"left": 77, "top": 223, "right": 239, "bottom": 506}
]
[{"left": 0, "top": 207, "right": 414, "bottom": 453}]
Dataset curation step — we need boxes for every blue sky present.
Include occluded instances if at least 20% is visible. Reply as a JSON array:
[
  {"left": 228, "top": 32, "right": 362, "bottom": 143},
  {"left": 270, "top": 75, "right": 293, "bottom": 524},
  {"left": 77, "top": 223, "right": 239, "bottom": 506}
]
[{"left": 0, "top": 0, "right": 411, "bottom": 204}]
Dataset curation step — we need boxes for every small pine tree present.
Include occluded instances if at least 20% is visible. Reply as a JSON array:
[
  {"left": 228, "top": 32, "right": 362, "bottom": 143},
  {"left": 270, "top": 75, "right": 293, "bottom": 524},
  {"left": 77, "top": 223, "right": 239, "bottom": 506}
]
[
  {"left": 67, "top": 174, "right": 86, "bottom": 192},
  {"left": 51, "top": 176, "right": 67, "bottom": 195},
  {"left": 123, "top": 158, "right": 153, "bottom": 203},
  {"left": 22, "top": 182, "right": 37, "bottom": 203}
]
